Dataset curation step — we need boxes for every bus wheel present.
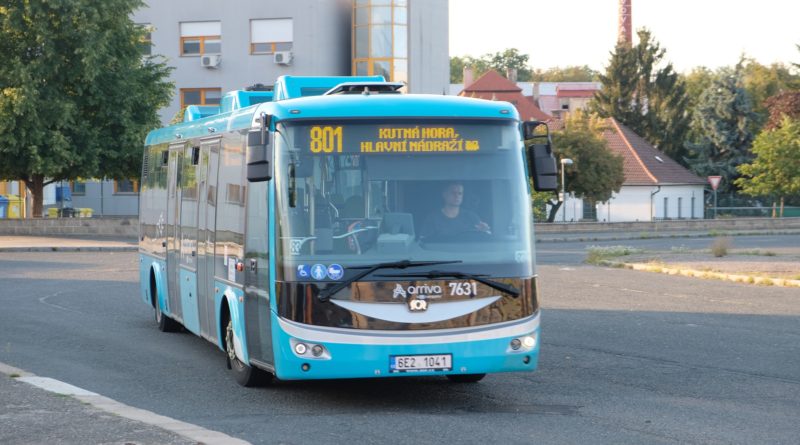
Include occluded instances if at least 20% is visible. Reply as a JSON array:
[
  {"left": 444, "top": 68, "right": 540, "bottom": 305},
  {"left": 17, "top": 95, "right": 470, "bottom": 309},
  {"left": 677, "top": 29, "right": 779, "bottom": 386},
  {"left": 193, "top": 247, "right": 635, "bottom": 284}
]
[
  {"left": 446, "top": 373, "right": 486, "bottom": 383},
  {"left": 155, "top": 303, "right": 181, "bottom": 332},
  {"left": 225, "top": 318, "right": 271, "bottom": 387}
]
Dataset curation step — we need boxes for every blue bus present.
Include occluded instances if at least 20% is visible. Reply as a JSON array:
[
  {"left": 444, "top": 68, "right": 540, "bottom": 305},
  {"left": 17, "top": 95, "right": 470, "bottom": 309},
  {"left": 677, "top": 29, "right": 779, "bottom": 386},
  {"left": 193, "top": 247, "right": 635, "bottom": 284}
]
[{"left": 138, "top": 76, "right": 557, "bottom": 386}]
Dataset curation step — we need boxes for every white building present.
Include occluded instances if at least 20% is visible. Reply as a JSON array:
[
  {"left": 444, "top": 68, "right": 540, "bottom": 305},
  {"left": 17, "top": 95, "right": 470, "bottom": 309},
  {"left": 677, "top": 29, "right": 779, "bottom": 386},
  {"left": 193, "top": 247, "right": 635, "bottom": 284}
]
[
  {"left": 557, "top": 118, "right": 707, "bottom": 222},
  {"left": 51, "top": 0, "right": 450, "bottom": 217}
]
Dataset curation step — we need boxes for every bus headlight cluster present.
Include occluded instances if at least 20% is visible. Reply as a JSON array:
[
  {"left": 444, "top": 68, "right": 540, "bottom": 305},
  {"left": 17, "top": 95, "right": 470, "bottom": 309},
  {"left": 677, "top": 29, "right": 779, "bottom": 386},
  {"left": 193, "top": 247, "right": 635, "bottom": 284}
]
[
  {"left": 508, "top": 333, "right": 537, "bottom": 353},
  {"left": 291, "top": 339, "right": 331, "bottom": 360}
]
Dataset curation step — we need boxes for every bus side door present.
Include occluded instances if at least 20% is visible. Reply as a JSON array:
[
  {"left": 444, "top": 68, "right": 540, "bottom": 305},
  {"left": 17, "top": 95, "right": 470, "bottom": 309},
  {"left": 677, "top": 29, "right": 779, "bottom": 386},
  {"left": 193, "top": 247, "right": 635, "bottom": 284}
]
[
  {"left": 178, "top": 145, "right": 201, "bottom": 335},
  {"left": 198, "top": 139, "right": 221, "bottom": 340},
  {"left": 166, "top": 143, "right": 185, "bottom": 316}
]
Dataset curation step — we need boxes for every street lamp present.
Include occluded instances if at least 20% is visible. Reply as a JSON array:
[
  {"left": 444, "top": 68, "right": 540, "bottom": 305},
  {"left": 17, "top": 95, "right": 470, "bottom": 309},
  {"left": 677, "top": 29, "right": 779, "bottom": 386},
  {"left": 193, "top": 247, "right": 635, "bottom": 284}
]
[{"left": 560, "top": 158, "right": 573, "bottom": 222}]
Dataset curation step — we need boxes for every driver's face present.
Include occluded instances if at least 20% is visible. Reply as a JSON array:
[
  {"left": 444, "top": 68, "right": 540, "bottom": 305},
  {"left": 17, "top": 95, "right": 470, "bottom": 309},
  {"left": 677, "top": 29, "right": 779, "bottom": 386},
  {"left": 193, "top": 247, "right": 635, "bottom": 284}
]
[{"left": 443, "top": 184, "right": 464, "bottom": 207}]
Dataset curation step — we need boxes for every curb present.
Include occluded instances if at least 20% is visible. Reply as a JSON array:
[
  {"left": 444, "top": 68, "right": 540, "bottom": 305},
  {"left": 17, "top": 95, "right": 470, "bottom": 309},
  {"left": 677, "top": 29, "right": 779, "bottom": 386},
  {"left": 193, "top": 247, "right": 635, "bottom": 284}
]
[
  {"left": 536, "top": 229, "right": 800, "bottom": 243},
  {"left": 0, "top": 361, "right": 250, "bottom": 445},
  {"left": 0, "top": 246, "right": 137, "bottom": 253},
  {"left": 602, "top": 260, "right": 800, "bottom": 288}
]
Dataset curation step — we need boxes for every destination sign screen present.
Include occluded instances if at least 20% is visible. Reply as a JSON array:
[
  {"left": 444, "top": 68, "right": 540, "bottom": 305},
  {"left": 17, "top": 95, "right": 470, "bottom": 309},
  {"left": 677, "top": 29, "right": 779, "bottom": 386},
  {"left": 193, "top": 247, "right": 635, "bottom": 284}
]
[{"left": 287, "top": 121, "right": 517, "bottom": 155}]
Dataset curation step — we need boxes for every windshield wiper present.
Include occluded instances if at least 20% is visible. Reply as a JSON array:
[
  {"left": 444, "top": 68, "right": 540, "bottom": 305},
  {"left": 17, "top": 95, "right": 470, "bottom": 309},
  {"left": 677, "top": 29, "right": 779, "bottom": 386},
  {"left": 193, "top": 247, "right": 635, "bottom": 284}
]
[
  {"left": 318, "top": 260, "right": 462, "bottom": 302},
  {"left": 376, "top": 270, "right": 520, "bottom": 298}
]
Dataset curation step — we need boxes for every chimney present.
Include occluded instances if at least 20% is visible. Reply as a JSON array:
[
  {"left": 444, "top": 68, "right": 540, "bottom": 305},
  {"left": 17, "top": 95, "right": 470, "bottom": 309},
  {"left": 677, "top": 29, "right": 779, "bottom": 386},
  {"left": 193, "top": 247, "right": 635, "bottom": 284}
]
[
  {"left": 505, "top": 68, "right": 518, "bottom": 83},
  {"left": 618, "top": 0, "right": 632, "bottom": 47},
  {"left": 463, "top": 66, "right": 474, "bottom": 87}
]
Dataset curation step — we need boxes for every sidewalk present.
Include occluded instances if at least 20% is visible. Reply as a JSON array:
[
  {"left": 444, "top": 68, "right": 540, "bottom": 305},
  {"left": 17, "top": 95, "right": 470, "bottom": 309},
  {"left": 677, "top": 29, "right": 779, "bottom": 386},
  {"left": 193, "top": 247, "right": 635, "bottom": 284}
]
[
  {"left": 0, "top": 235, "right": 137, "bottom": 252},
  {"left": 0, "top": 363, "right": 248, "bottom": 445}
]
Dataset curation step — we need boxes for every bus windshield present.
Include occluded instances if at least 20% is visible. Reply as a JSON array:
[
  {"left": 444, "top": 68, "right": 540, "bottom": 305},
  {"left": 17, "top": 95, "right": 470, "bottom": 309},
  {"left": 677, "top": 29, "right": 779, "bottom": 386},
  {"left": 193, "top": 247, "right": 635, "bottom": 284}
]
[{"left": 274, "top": 119, "right": 536, "bottom": 282}]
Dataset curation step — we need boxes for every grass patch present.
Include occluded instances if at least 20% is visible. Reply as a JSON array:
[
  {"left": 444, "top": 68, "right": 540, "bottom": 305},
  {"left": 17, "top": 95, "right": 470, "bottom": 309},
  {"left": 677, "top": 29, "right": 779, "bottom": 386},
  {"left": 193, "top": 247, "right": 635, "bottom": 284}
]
[
  {"left": 586, "top": 245, "right": 644, "bottom": 265},
  {"left": 670, "top": 245, "right": 690, "bottom": 253},
  {"left": 710, "top": 236, "right": 732, "bottom": 257},
  {"left": 740, "top": 249, "right": 778, "bottom": 256}
]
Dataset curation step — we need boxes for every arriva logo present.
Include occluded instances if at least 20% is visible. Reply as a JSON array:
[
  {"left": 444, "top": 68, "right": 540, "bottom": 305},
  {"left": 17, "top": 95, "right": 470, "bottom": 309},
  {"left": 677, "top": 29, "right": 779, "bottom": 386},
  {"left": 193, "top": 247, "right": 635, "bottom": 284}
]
[
  {"left": 392, "top": 284, "right": 407, "bottom": 299},
  {"left": 391, "top": 283, "right": 443, "bottom": 299}
]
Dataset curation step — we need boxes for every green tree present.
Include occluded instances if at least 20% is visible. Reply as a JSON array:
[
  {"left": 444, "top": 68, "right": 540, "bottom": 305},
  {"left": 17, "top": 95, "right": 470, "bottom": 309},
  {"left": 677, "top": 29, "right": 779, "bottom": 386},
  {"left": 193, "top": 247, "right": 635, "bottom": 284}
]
[
  {"left": 735, "top": 116, "right": 800, "bottom": 211},
  {"left": 530, "top": 65, "right": 600, "bottom": 82},
  {"left": 450, "top": 56, "right": 466, "bottom": 83},
  {"left": 552, "top": 111, "right": 625, "bottom": 203},
  {"left": 740, "top": 58, "right": 798, "bottom": 128},
  {"left": 484, "top": 48, "right": 533, "bottom": 81},
  {"left": 591, "top": 29, "right": 691, "bottom": 164},
  {"left": 0, "top": 0, "right": 172, "bottom": 217},
  {"left": 451, "top": 48, "right": 532, "bottom": 83},
  {"left": 685, "top": 65, "right": 757, "bottom": 195}
]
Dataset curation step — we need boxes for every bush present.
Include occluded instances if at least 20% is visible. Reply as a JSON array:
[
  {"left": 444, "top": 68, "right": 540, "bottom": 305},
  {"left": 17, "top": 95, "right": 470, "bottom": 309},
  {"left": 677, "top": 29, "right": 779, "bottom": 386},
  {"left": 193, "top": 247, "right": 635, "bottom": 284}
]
[{"left": 710, "top": 236, "right": 732, "bottom": 257}]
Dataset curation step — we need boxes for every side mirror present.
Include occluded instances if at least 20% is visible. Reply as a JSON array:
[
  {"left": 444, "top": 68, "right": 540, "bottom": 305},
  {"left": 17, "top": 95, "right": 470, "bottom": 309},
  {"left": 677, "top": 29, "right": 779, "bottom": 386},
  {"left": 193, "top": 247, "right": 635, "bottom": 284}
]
[
  {"left": 246, "top": 113, "right": 272, "bottom": 182},
  {"left": 522, "top": 121, "right": 558, "bottom": 191}
]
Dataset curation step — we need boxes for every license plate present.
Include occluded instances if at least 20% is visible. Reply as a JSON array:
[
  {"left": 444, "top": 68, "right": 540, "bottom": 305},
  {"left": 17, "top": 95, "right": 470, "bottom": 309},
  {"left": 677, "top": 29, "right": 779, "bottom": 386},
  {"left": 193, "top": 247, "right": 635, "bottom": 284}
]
[{"left": 390, "top": 354, "right": 452, "bottom": 373}]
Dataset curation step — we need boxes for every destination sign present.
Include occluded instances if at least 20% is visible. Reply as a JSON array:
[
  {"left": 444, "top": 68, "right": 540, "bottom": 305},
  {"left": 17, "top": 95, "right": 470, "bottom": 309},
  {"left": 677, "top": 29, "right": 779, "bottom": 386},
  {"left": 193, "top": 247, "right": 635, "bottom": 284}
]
[{"left": 298, "top": 122, "right": 511, "bottom": 155}]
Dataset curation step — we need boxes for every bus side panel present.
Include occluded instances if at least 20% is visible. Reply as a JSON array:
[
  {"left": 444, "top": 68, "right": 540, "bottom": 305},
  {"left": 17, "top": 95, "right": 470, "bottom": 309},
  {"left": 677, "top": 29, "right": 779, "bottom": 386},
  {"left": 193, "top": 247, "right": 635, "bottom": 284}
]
[
  {"left": 271, "top": 313, "right": 540, "bottom": 381},
  {"left": 179, "top": 267, "right": 201, "bottom": 335}
]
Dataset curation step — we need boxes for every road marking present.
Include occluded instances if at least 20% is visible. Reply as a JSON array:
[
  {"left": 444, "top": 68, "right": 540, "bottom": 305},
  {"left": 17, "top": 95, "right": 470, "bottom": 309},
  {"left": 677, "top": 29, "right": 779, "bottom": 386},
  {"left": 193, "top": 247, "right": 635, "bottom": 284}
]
[
  {"left": 619, "top": 288, "right": 645, "bottom": 294},
  {"left": 38, "top": 291, "right": 83, "bottom": 314},
  {"left": 18, "top": 376, "right": 99, "bottom": 396},
  {"left": 1, "top": 361, "right": 250, "bottom": 445}
]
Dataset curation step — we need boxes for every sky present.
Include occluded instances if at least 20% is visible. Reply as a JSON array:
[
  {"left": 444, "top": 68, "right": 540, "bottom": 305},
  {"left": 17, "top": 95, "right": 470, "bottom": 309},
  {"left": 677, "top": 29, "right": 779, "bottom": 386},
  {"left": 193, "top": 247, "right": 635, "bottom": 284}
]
[{"left": 449, "top": 0, "right": 800, "bottom": 73}]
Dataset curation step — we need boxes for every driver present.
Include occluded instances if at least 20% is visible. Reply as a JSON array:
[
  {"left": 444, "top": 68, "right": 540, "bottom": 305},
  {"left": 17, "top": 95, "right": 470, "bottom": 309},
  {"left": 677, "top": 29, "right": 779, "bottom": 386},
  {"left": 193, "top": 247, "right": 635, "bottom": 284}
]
[{"left": 420, "top": 182, "right": 490, "bottom": 239}]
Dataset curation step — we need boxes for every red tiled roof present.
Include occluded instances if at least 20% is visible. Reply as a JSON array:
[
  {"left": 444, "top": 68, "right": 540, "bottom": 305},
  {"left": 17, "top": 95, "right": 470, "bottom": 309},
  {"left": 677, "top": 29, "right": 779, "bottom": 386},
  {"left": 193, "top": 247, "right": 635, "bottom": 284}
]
[
  {"left": 461, "top": 70, "right": 521, "bottom": 93},
  {"left": 556, "top": 89, "right": 597, "bottom": 98},
  {"left": 459, "top": 70, "right": 551, "bottom": 121},
  {"left": 603, "top": 118, "right": 705, "bottom": 186}
]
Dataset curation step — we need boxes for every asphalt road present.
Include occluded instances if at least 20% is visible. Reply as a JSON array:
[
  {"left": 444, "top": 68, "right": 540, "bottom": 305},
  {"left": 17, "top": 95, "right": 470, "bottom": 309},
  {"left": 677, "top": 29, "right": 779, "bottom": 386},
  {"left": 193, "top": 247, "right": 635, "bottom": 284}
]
[
  {"left": 1, "top": 251, "right": 799, "bottom": 444},
  {"left": 535, "top": 233, "right": 800, "bottom": 265}
]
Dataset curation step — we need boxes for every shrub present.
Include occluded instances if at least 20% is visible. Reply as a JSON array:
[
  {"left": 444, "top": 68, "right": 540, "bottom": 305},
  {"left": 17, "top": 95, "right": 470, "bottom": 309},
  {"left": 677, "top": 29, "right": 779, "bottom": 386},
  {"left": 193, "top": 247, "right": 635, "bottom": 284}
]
[{"left": 710, "top": 237, "right": 732, "bottom": 257}]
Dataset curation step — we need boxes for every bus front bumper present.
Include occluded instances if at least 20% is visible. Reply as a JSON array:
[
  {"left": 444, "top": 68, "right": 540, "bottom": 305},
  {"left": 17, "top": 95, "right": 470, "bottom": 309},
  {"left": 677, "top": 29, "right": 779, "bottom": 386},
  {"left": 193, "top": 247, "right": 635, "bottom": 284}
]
[{"left": 271, "top": 313, "right": 540, "bottom": 380}]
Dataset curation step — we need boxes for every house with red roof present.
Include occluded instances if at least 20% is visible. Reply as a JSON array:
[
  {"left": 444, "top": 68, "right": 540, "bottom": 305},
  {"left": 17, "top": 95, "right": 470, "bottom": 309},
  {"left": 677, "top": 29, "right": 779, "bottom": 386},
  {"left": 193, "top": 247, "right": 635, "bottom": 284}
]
[
  {"left": 458, "top": 70, "right": 706, "bottom": 222},
  {"left": 458, "top": 70, "right": 551, "bottom": 121},
  {"left": 558, "top": 118, "right": 707, "bottom": 222}
]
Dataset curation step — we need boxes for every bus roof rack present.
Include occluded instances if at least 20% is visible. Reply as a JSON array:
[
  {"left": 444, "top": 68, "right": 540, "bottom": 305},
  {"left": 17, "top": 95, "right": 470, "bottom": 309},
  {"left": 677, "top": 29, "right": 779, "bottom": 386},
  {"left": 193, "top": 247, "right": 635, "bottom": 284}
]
[{"left": 324, "top": 82, "right": 405, "bottom": 96}]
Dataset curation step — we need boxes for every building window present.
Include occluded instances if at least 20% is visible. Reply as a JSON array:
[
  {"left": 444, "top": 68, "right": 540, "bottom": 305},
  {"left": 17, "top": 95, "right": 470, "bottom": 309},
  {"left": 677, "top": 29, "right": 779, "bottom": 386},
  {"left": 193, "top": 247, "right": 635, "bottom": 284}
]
[
  {"left": 70, "top": 180, "right": 86, "bottom": 196},
  {"left": 114, "top": 179, "right": 139, "bottom": 194},
  {"left": 352, "top": 0, "right": 408, "bottom": 84},
  {"left": 691, "top": 196, "right": 696, "bottom": 219},
  {"left": 663, "top": 197, "right": 669, "bottom": 219},
  {"left": 180, "top": 21, "right": 221, "bottom": 56},
  {"left": 250, "top": 18, "right": 293, "bottom": 54},
  {"left": 582, "top": 199, "right": 597, "bottom": 221},
  {"left": 678, "top": 197, "right": 683, "bottom": 219},
  {"left": 180, "top": 88, "right": 222, "bottom": 108},
  {"left": 137, "top": 24, "right": 153, "bottom": 56}
]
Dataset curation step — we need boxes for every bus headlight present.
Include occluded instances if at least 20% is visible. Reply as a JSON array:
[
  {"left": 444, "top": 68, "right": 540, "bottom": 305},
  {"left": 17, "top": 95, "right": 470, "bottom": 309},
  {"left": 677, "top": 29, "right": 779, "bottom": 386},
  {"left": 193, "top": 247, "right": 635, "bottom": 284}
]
[
  {"left": 522, "top": 335, "right": 536, "bottom": 349},
  {"left": 508, "top": 334, "right": 537, "bottom": 353},
  {"left": 290, "top": 339, "right": 331, "bottom": 359}
]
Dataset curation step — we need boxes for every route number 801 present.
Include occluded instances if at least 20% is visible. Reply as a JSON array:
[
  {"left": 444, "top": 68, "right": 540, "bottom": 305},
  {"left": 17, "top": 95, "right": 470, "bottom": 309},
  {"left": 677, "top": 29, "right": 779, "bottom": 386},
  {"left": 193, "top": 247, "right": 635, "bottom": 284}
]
[{"left": 310, "top": 126, "right": 343, "bottom": 153}]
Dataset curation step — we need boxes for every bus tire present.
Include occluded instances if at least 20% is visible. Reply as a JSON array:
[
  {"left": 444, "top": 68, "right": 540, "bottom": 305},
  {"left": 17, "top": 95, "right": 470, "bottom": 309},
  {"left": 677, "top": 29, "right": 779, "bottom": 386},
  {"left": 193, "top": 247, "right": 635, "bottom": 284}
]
[
  {"left": 151, "top": 270, "right": 180, "bottom": 333},
  {"left": 446, "top": 373, "right": 486, "bottom": 383},
  {"left": 224, "top": 317, "right": 271, "bottom": 387}
]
